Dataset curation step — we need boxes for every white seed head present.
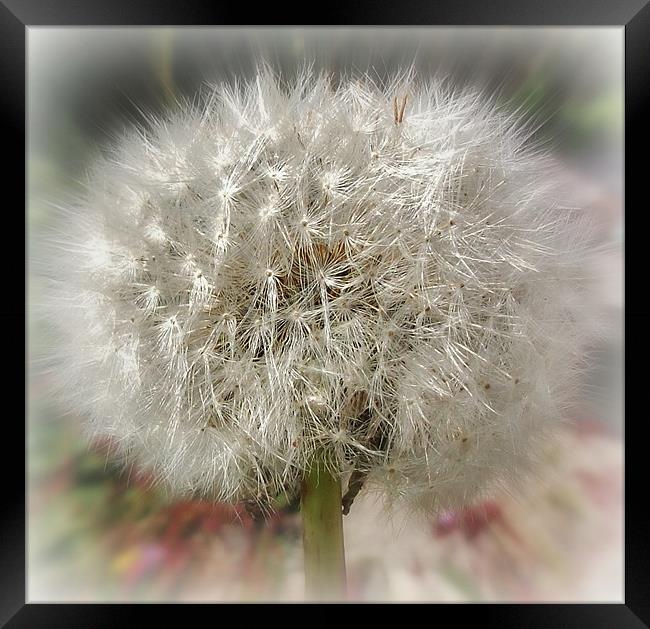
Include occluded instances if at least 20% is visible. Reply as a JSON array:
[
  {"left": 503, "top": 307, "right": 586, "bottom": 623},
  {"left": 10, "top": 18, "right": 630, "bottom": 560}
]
[{"left": 38, "top": 69, "right": 596, "bottom": 512}]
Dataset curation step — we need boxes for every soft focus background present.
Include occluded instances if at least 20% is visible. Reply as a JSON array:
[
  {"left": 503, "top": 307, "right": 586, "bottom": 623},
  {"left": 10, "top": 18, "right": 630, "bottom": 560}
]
[{"left": 27, "top": 27, "right": 623, "bottom": 602}]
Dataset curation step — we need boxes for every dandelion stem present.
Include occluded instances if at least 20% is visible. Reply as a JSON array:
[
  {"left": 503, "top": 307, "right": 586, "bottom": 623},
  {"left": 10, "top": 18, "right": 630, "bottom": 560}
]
[{"left": 301, "top": 450, "right": 347, "bottom": 600}]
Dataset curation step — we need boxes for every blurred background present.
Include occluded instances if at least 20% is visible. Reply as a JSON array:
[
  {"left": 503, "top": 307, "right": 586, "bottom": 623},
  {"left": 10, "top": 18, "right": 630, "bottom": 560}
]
[{"left": 27, "top": 27, "right": 623, "bottom": 602}]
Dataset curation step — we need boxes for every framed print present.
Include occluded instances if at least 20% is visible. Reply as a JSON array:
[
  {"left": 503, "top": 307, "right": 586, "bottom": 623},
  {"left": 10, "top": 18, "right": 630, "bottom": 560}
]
[{"left": 4, "top": 0, "right": 647, "bottom": 624}]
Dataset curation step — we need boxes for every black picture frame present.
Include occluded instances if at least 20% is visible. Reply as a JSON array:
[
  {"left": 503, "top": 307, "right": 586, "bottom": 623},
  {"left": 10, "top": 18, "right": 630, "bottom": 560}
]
[{"left": 6, "top": 0, "right": 647, "bottom": 624}]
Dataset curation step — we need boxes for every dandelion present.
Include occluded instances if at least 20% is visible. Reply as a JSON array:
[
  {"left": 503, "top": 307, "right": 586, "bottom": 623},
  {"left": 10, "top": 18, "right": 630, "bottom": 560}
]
[{"left": 39, "top": 68, "right": 594, "bottom": 599}]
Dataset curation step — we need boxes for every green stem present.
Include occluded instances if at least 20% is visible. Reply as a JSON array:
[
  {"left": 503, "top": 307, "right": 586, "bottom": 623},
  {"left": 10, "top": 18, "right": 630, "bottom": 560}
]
[{"left": 300, "top": 450, "right": 347, "bottom": 601}]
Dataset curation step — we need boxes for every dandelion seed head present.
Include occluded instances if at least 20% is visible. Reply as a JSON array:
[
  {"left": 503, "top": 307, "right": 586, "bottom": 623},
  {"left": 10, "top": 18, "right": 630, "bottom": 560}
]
[{"left": 40, "top": 69, "right": 596, "bottom": 512}]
